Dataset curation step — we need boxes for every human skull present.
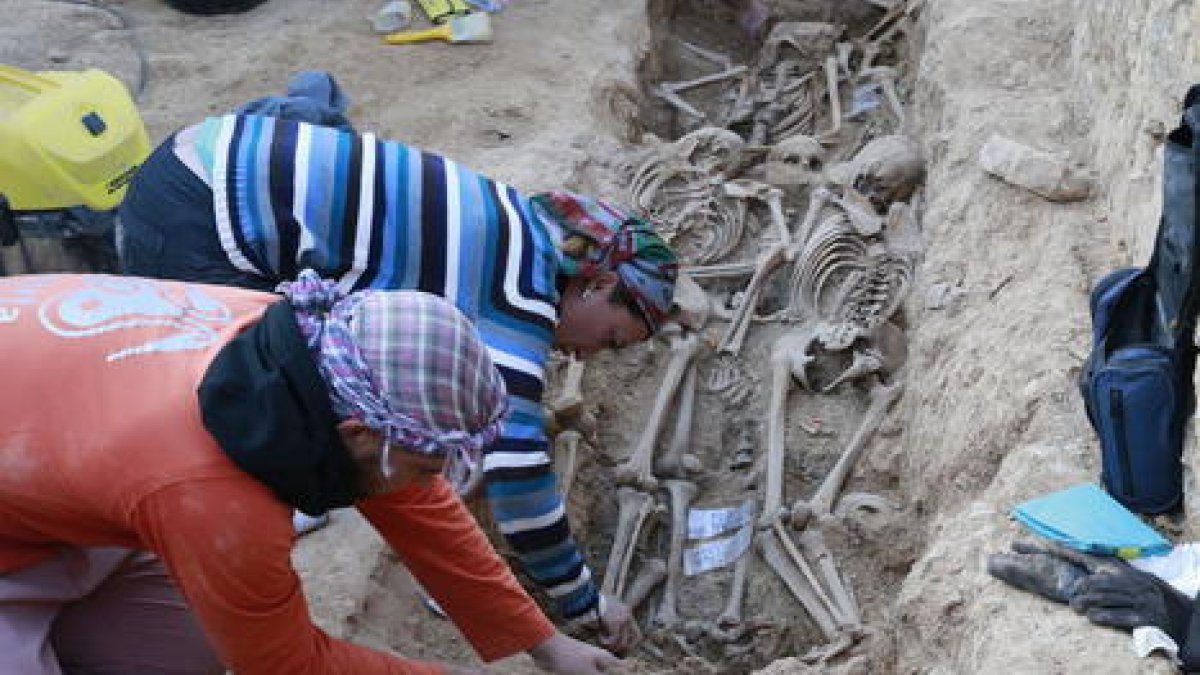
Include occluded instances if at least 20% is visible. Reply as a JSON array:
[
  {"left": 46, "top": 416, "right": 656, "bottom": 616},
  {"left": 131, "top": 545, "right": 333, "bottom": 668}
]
[
  {"left": 672, "top": 126, "right": 746, "bottom": 176},
  {"left": 847, "top": 135, "right": 924, "bottom": 213},
  {"left": 765, "top": 134, "right": 825, "bottom": 192}
]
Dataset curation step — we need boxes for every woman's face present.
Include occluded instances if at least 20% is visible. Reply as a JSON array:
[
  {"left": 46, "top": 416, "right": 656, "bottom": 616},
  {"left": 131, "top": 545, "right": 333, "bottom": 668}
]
[
  {"left": 554, "top": 273, "right": 651, "bottom": 359},
  {"left": 337, "top": 420, "right": 447, "bottom": 494},
  {"left": 381, "top": 448, "right": 447, "bottom": 489}
]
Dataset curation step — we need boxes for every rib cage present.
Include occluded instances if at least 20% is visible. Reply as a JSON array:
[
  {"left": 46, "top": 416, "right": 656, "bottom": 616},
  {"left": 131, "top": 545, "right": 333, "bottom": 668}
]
[
  {"left": 629, "top": 127, "right": 749, "bottom": 264},
  {"left": 790, "top": 211, "right": 914, "bottom": 337}
]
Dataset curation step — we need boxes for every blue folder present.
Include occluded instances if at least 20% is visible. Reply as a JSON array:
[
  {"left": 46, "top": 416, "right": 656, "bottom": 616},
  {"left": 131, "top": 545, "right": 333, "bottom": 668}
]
[{"left": 1011, "top": 483, "right": 1172, "bottom": 559}]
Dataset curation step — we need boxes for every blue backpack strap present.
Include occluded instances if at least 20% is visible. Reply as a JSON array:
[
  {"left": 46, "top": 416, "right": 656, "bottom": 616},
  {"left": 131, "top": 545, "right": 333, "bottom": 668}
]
[{"left": 1088, "top": 267, "right": 1144, "bottom": 344}]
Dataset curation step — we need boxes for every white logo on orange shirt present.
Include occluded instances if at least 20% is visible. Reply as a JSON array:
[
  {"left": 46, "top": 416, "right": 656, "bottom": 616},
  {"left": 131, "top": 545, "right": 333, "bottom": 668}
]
[
  {"left": 0, "top": 276, "right": 57, "bottom": 325},
  {"left": 37, "top": 276, "right": 233, "bottom": 361}
]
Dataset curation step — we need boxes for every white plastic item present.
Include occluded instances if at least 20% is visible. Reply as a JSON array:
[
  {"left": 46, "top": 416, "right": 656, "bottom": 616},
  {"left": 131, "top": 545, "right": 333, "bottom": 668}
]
[{"left": 371, "top": 0, "right": 413, "bottom": 34}]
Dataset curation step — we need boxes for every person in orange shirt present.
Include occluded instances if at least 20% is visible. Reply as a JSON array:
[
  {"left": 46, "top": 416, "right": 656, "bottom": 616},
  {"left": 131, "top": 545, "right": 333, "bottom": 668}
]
[{"left": 0, "top": 270, "right": 624, "bottom": 674}]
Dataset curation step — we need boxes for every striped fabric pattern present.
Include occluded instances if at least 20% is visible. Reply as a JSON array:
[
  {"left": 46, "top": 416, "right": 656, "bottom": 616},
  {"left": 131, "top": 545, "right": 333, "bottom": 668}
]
[{"left": 193, "top": 114, "right": 598, "bottom": 618}]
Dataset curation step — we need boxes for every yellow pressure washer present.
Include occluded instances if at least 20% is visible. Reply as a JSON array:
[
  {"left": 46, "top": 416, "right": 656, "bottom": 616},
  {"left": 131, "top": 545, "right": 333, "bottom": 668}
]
[
  {"left": 0, "top": 64, "right": 150, "bottom": 273},
  {"left": 414, "top": 0, "right": 472, "bottom": 23}
]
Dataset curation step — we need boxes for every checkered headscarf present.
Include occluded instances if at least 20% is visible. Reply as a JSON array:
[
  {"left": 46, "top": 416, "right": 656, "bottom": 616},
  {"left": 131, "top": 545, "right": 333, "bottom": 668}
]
[
  {"left": 279, "top": 270, "right": 508, "bottom": 492},
  {"left": 531, "top": 191, "right": 678, "bottom": 333}
]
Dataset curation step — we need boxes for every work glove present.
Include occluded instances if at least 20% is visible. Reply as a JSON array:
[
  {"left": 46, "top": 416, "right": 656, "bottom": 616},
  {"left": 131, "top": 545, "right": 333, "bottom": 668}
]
[
  {"left": 1072, "top": 565, "right": 1187, "bottom": 635},
  {"left": 988, "top": 541, "right": 1193, "bottom": 644},
  {"left": 986, "top": 540, "right": 1093, "bottom": 603}
]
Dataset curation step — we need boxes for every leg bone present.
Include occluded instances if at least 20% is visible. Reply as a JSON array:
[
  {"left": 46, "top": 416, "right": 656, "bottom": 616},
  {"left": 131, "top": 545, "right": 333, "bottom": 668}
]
[
  {"left": 623, "top": 558, "right": 668, "bottom": 612},
  {"left": 656, "top": 363, "right": 703, "bottom": 478},
  {"left": 797, "top": 525, "right": 861, "bottom": 628},
  {"left": 808, "top": 378, "right": 905, "bottom": 519},
  {"left": 662, "top": 65, "right": 749, "bottom": 95},
  {"left": 615, "top": 330, "right": 704, "bottom": 490},
  {"left": 654, "top": 84, "right": 706, "bottom": 120},
  {"left": 550, "top": 356, "right": 587, "bottom": 418},
  {"left": 761, "top": 327, "right": 818, "bottom": 525},
  {"left": 554, "top": 429, "right": 583, "bottom": 501},
  {"left": 819, "top": 56, "right": 843, "bottom": 143},
  {"left": 676, "top": 38, "right": 735, "bottom": 70},
  {"left": 771, "top": 516, "right": 846, "bottom": 627},
  {"left": 757, "top": 527, "right": 840, "bottom": 641},
  {"left": 864, "top": 0, "right": 910, "bottom": 44},
  {"left": 717, "top": 541, "right": 754, "bottom": 629},
  {"left": 602, "top": 487, "right": 658, "bottom": 599},
  {"left": 655, "top": 479, "right": 699, "bottom": 628},
  {"left": 717, "top": 242, "right": 792, "bottom": 355}
]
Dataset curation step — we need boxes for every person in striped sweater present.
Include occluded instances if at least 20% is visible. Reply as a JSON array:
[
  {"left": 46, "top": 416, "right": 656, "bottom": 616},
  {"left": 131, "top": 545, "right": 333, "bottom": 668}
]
[{"left": 116, "top": 113, "right": 679, "bottom": 654}]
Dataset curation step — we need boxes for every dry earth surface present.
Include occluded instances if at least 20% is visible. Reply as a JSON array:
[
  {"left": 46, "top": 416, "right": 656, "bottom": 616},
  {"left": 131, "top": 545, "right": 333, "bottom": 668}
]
[{"left": 5, "top": 0, "right": 1200, "bottom": 673}]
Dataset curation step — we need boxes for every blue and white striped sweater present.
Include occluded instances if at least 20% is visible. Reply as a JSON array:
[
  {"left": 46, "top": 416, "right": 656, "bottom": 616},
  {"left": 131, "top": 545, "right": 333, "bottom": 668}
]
[{"left": 193, "top": 114, "right": 598, "bottom": 618}]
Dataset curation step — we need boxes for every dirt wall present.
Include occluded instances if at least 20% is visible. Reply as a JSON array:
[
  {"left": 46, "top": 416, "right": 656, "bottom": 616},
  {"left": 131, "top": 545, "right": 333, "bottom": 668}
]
[{"left": 890, "top": 0, "right": 1200, "bottom": 672}]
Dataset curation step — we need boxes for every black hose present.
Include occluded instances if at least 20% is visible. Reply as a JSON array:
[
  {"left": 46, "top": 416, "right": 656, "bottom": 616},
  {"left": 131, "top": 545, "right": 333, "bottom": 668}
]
[{"left": 160, "top": 0, "right": 270, "bottom": 16}]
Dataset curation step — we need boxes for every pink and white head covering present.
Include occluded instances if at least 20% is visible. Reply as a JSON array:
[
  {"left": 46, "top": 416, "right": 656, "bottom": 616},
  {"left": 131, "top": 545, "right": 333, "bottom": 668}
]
[{"left": 279, "top": 270, "right": 508, "bottom": 492}]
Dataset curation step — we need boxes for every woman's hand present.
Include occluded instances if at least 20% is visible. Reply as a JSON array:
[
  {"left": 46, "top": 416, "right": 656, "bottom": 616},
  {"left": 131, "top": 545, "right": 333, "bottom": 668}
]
[
  {"left": 597, "top": 595, "right": 640, "bottom": 656},
  {"left": 528, "top": 631, "right": 621, "bottom": 674},
  {"left": 443, "top": 664, "right": 489, "bottom": 675}
]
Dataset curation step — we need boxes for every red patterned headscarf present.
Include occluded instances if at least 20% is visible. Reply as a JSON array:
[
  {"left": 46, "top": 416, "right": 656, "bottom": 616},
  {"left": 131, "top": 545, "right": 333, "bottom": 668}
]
[{"left": 531, "top": 191, "right": 679, "bottom": 332}]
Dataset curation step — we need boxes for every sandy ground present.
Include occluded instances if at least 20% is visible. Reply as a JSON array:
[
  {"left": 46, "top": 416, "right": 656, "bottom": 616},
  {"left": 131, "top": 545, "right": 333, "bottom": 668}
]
[{"left": 8, "top": 0, "right": 1200, "bottom": 673}]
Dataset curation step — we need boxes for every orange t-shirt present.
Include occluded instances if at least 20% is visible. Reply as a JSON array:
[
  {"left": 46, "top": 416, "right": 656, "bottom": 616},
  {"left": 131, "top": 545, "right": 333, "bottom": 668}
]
[{"left": 0, "top": 275, "right": 554, "bottom": 674}]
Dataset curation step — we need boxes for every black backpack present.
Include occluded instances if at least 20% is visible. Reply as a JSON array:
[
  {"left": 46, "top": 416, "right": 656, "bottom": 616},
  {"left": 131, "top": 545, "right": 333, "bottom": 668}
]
[{"left": 1079, "top": 85, "right": 1200, "bottom": 515}]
